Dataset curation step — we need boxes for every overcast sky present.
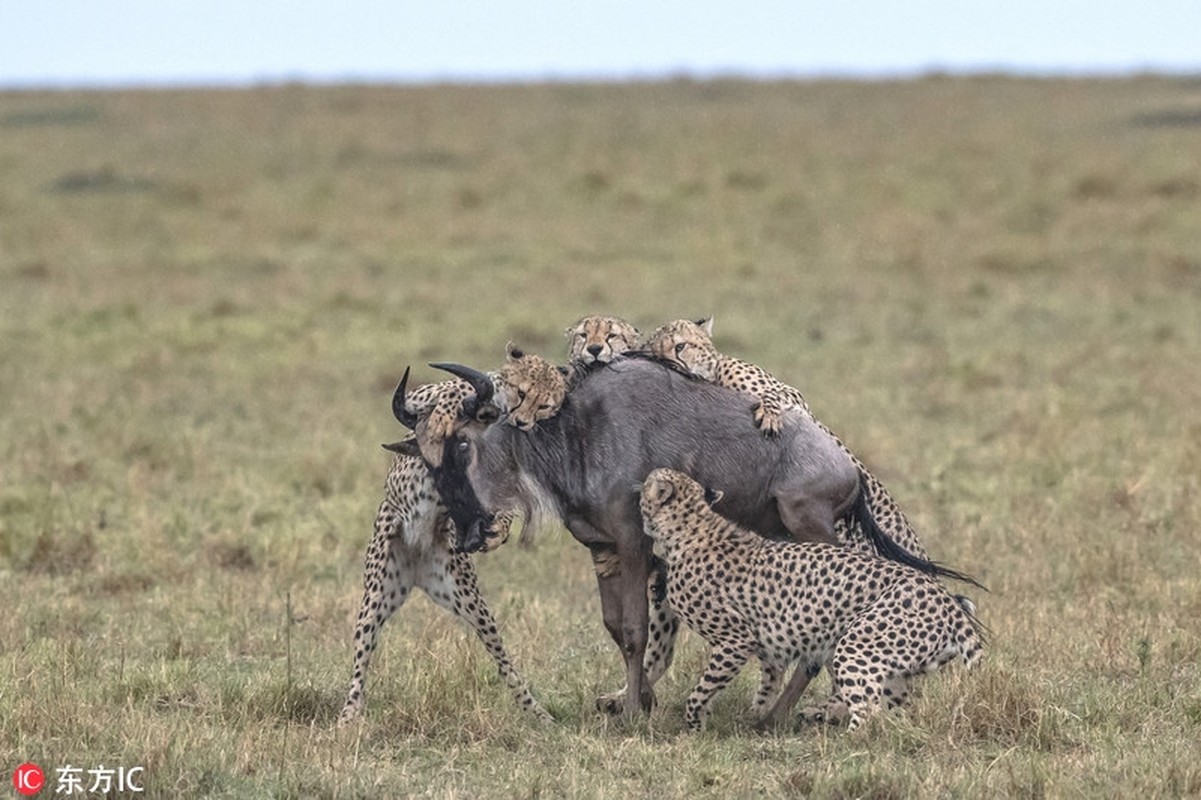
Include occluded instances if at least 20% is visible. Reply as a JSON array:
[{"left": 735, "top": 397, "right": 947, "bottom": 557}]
[{"left": 2, "top": 1, "right": 1199, "bottom": 88}]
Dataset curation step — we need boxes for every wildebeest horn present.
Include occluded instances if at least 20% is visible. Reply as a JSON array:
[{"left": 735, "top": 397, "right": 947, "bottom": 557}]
[
  {"left": 429, "top": 362, "right": 494, "bottom": 405},
  {"left": 391, "top": 366, "right": 418, "bottom": 429}
]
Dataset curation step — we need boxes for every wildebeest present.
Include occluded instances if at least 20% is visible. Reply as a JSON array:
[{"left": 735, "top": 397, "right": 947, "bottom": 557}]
[{"left": 392, "top": 356, "right": 971, "bottom": 717}]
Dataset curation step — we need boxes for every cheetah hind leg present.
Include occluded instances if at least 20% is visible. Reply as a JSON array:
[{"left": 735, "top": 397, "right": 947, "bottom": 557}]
[
  {"left": 423, "top": 546, "right": 552, "bottom": 722},
  {"left": 338, "top": 506, "right": 414, "bottom": 726}
]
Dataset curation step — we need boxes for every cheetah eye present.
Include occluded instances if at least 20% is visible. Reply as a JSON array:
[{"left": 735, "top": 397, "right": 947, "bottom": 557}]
[
  {"left": 517, "top": 389, "right": 527, "bottom": 401},
  {"left": 538, "top": 403, "right": 551, "bottom": 411},
  {"left": 575, "top": 332, "right": 586, "bottom": 339},
  {"left": 606, "top": 332, "right": 618, "bottom": 340},
  {"left": 674, "top": 342, "right": 686, "bottom": 355}
]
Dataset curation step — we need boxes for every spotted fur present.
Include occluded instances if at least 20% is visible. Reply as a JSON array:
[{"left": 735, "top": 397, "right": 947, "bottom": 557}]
[
  {"left": 642, "top": 317, "right": 928, "bottom": 561},
  {"left": 565, "top": 315, "right": 641, "bottom": 374},
  {"left": 338, "top": 374, "right": 561, "bottom": 726},
  {"left": 497, "top": 343, "right": 568, "bottom": 432},
  {"left": 640, "top": 469, "right": 983, "bottom": 732}
]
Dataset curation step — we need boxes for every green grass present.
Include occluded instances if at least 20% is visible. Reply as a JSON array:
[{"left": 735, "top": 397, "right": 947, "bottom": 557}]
[{"left": 2, "top": 76, "right": 1200, "bottom": 798}]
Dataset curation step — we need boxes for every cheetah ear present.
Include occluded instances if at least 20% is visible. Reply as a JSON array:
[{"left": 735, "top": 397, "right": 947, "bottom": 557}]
[
  {"left": 564, "top": 323, "right": 578, "bottom": 339},
  {"left": 556, "top": 365, "right": 571, "bottom": 377},
  {"left": 382, "top": 438, "right": 422, "bottom": 458},
  {"left": 703, "top": 486, "right": 724, "bottom": 506},
  {"left": 694, "top": 316, "right": 714, "bottom": 336},
  {"left": 643, "top": 473, "right": 676, "bottom": 507},
  {"left": 506, "top": 341, "right": 524, "bottom": 360}
]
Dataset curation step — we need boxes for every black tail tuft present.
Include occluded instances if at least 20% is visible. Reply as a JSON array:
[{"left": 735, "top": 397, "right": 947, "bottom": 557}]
[{"left": 849, "top": 473, "right": 987, "bottom": 590}]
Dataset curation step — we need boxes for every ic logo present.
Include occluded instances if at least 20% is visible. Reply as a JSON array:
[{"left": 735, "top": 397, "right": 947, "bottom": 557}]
[{"left": 12, "top": 763, "right": 44, "bottom": 796}]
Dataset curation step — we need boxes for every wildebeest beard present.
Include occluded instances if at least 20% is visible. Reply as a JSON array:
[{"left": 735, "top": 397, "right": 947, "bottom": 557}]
[{"left": 430, "top": 435, "right": 493, "bottom": 553}]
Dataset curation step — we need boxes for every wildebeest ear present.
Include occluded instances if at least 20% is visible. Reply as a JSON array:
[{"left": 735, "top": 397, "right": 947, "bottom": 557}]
[
  {"left": 382, "top": 439, "right": 422, "bottom": 458},
  {"left": 476, "top": 403, "right": 501, "bottom": 424},
  {"left": 703, "top": 485, "right": 724, "bottom": 506},
  {"left": 695, "top": 316, "right": 714, "bottom": 336},
  {"left": 506, "top": 341, "right": 524, "bottom": 360}
]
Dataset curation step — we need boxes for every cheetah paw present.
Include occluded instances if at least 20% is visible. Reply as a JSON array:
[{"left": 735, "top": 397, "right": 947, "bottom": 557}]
[{"left": 753, "top": 406, "right": 782, "bottom": 436}]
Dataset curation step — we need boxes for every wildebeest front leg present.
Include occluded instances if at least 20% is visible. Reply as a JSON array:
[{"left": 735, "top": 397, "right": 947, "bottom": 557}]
[
  {"left": 595, "top": 569, "right": 681, "bottom": 715},
  {"left": 590, "top": 545, "right": 656, "bottom": 717}
]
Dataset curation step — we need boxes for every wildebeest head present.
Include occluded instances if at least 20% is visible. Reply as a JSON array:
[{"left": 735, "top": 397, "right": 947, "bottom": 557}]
[{"left": 391, "top": 363, "right": 503, "bottom": 552}]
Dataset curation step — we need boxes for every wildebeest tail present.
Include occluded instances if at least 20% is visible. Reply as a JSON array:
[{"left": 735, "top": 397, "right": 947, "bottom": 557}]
[{"left": 850, "top": 475, "right": 986, "bottom": 590}]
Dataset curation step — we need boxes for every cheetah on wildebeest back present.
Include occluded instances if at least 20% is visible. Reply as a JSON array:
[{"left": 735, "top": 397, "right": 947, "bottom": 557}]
[
  {"left": 641, "top": 317, "right": 930, "bottom": 562},
  {"left": 564, "top": 314, "right": 641, "bottom": 380},
  {"left": 639, "top": 468, "right": 984, "bottom": 732},
  {"left": 337, "top": 349, "right": 567, "bottom": 726}
]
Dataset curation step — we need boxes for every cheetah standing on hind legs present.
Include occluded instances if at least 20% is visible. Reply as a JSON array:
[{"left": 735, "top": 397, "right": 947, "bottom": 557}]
[
  {"left": 337, "top": 348, "right": 567, "bottom": 726},
  {"left": 639, "top": 468, "right": 984, "bottom": 732},
  {"left": 641, "top": 316, "right": 929, "bottom": 561}
]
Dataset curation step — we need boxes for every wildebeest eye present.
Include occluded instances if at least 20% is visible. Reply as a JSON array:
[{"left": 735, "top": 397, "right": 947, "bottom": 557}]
[
  {"left": 457, "top": 440, "right": 470, "bottom": 452},
  {"left": 675, "top": 342, "right": 686, "bottom": 355}
]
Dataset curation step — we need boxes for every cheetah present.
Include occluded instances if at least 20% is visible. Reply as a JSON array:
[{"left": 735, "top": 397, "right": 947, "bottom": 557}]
[
  {"left": 565, "top": 315, "right": 641, "bottom": 377},
  {"left": 642, "top": 317, "right": 928, "bottom": 561},
  {"left": 497, "top": 342, "right": 568, "bottom": 431},
  {"left": 639, "top": 468, "right": 984, "bottom": 732},
  {"left": 338, "top": 354, "right": 567, "bottom": 726}
]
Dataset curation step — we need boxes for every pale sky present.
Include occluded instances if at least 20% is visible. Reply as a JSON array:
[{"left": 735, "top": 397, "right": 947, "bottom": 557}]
[{"left": 2, "top": 1, "right": 1199, "bottom": 88}]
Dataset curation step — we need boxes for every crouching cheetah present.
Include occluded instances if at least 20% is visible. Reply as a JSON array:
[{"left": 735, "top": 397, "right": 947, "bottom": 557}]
[
  {"left": 642, "top": 317, "right": 928, "bottom": 562},
  {"left": 639, "top": 468, "right": 983, "bottom": 732},
  {"left": 338, "top": 349, "right": 567, "bottom": 726}
]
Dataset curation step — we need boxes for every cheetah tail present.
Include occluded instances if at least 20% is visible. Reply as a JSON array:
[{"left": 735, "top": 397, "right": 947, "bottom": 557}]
[
  {"left": 849, "top": 476, "right": 988, "bottom": 591},
  {"left": 955, "top": 594, "right": 992, "bottom": 646}
]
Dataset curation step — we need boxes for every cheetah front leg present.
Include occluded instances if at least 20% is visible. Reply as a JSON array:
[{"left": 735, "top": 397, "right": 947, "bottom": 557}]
[
  {"left": 339, "top": 501, "right": 414, "bottom": 726},
  {"left": 419, "top": 537, "right": 552, "bottom": 722},
  {"left": 749, "top": 661, "right": 784, "bottom": 720},
  {"left": 684, "top": 633, "right": 755, "bottom": 732},
  {"left": 756, "top": 661, "right": 821, "bottom": 730}
]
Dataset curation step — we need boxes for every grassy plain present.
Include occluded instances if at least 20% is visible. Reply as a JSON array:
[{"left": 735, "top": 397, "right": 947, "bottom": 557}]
[{"left": 2, "top": 77, "right": 1200, "bottom": 798}]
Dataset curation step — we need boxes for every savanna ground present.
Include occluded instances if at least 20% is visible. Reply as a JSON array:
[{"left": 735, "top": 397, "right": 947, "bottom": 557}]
[{"left": 1, "top": 77, "right": 1200, "bottom": 798}]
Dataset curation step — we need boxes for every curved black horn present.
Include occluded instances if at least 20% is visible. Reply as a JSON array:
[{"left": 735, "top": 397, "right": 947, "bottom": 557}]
[
  {"left": 429, "top": 362, "right": 494, "bottom": 404},
  {"left": 391, "top": 366, "right": 418, "bottom": 429}
]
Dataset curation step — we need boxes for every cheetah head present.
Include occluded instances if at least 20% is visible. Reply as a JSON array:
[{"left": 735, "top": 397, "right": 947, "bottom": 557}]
[
  {"left": 639, "top": 468, "right": 722, "bottom": 542},
  {"left": 641, "top": 317, "right": 720, "bottom": 381},
  {"left": 565, "top": 315, "right": 641, "bottom": 367},
  {"left": 496, "top": 343, "right": 567, "bottom": 431}
]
